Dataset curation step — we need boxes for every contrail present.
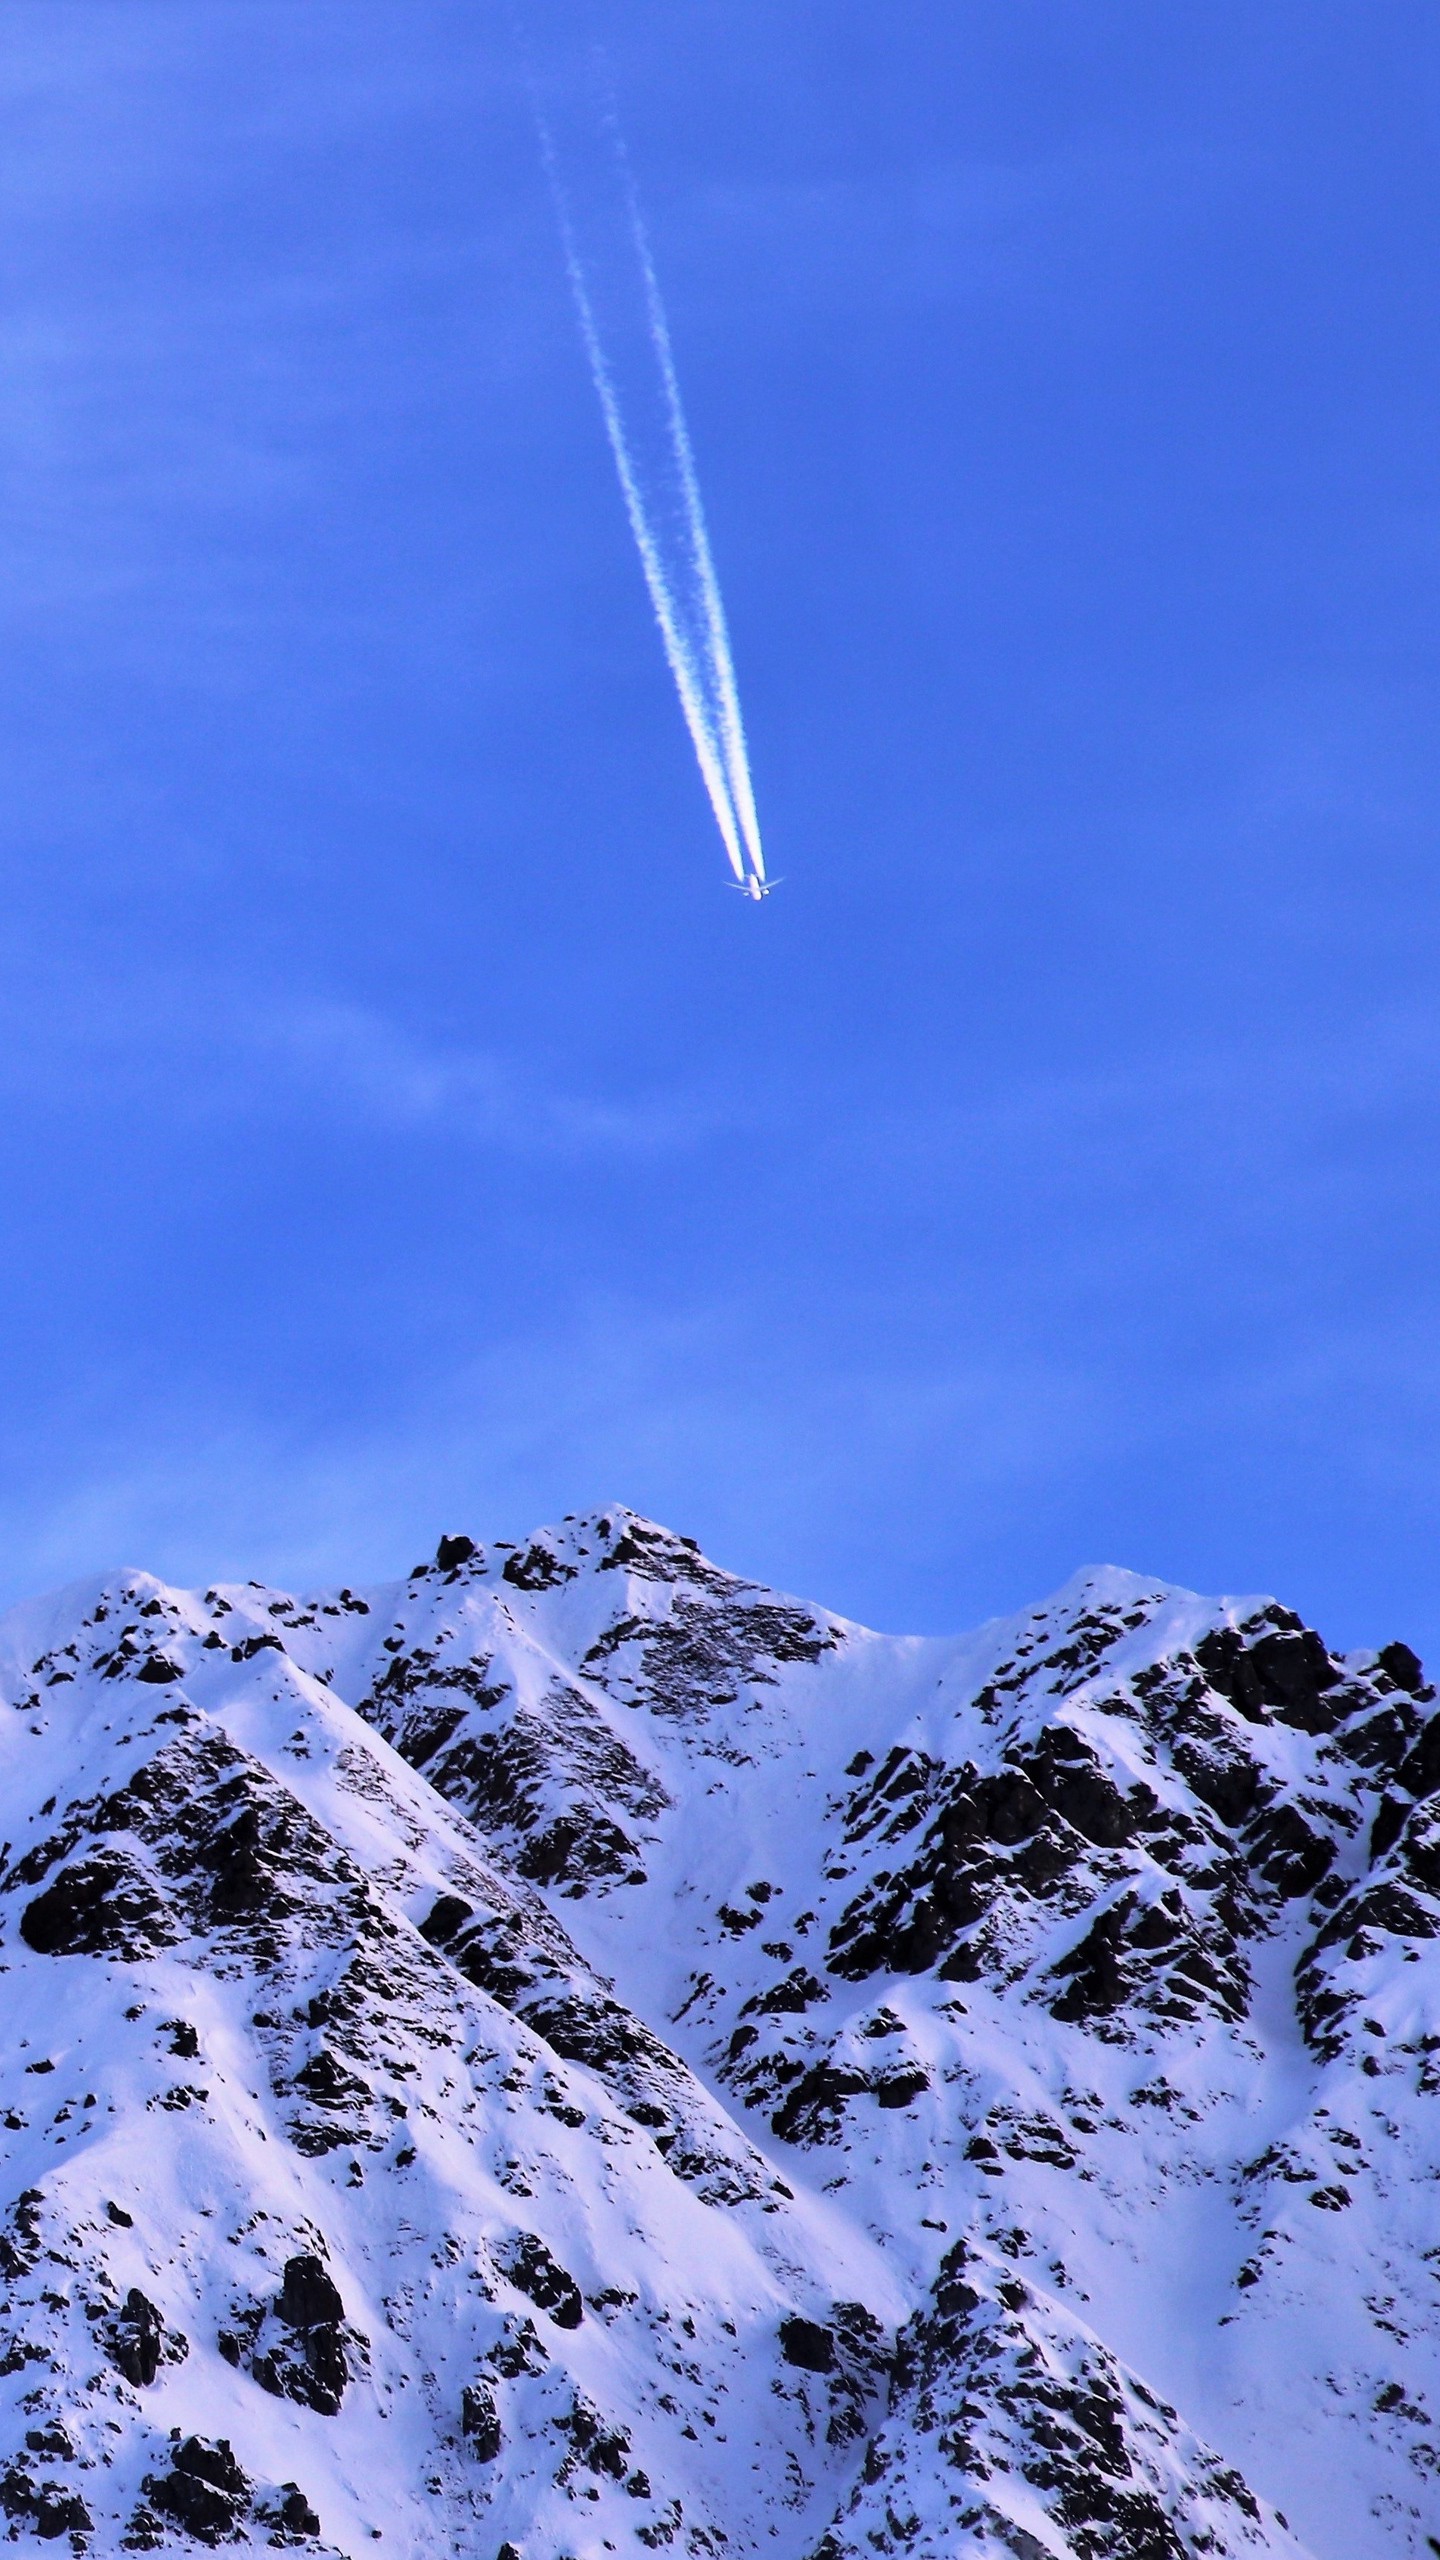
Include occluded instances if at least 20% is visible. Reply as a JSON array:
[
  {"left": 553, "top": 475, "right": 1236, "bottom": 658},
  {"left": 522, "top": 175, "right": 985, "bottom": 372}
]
[
  {"left": 541, "top": 139, "right": 748, "bottom": 884},
  {"left": 620, "top": 162, "right": 767, "bottom": 889},
  {"left": 533, "top": 78, "right": 766, "bottom": 895}
]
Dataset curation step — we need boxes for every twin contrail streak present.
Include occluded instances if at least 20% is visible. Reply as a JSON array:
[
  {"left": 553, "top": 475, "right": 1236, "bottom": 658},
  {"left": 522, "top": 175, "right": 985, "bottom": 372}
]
[
  {"left": 536, "top": 94, "right": 767, "bottom": 896},
  {"left": 625, "top": 186, "right": 766, "bottom": 887}
]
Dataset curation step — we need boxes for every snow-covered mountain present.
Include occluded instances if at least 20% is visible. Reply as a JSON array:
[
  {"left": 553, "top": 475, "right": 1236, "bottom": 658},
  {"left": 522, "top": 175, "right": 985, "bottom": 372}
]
[{"left": 0, "top": 1508, "right": 1435, "bottom": 2559}]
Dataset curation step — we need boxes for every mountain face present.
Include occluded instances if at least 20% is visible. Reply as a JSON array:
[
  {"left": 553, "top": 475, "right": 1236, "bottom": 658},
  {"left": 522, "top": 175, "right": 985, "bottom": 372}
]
[{"left": 0, "top": 1514, "right": 1435, "bottom": 2560}]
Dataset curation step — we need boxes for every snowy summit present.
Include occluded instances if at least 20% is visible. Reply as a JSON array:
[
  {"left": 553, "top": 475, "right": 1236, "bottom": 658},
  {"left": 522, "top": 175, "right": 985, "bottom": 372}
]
[{"left": 0, "top": 1509, "right": 1432, "bottom": 2558}]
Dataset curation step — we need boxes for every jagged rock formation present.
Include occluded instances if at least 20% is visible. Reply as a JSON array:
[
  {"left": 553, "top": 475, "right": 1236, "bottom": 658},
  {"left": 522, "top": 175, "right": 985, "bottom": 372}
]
[{"left": 0, "top": 1509, "right": 1432, "bottom": 2555}]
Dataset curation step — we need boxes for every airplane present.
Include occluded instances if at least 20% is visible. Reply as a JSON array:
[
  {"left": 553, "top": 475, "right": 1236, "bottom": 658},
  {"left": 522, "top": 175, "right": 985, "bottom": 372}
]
[{"left": 730, "top": 871, "right": 782, "bottom": 901}]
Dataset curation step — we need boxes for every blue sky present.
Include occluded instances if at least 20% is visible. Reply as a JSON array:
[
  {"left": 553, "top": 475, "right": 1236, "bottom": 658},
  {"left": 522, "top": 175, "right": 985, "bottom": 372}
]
[{"left": 2, "top": 2, "right": 1439, "bottom": 1651}]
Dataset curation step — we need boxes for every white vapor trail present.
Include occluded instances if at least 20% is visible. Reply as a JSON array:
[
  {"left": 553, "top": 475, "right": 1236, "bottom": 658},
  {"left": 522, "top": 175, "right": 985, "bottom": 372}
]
[
  {"left": 535, "top": 98, "right": 765, "bottom": 893},
  {"left": 623, "top": 177, "right": 766, "bottom": 888}
]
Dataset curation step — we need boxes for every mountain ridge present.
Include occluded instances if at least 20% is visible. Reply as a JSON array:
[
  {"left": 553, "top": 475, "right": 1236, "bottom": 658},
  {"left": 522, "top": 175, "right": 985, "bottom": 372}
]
[{"left": 0, "top": 1508, "right": 1432, "bottom": 2559}]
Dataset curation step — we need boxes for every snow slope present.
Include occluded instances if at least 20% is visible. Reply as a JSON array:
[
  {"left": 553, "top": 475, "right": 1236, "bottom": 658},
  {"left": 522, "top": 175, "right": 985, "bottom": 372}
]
[{"left": 0, "top": 1509, "right": 1434, "bottom": 2558}]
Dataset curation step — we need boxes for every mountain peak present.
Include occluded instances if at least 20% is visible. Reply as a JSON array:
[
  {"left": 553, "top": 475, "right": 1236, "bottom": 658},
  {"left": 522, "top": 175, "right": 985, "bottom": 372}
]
[
  {"left": 408, "top": 1505, "right": 743, "bottom": 1599},
  {"left": 0, "top": 1526, "right": 1429, "bottom": 2555}
]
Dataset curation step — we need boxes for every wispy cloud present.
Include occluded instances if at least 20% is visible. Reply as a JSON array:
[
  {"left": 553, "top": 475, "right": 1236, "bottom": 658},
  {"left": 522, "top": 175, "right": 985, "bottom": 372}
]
[
  {"left": 0, "top": 1291, "right": 1099, "bottom": 1623},
  {"left": 0, "top": 969, "right": 744, "bottom": 1159},
  {"left": 0, "top": 4, "right": 552, "bottom": 684},
  {"left": 669, "top": 134, "right": 1269, "bottom": 328}
]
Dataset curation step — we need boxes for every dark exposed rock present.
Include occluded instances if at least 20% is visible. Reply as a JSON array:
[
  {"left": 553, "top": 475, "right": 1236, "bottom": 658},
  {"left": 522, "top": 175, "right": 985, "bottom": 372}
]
[
  {"left": 1320, "top": 1880, "right": 1440, "bottom": 1948},
  {"left": 780, "top": 2316, "right": 835, "bottom": 2373},
  {"left": 0, "top": 2460, "right": 92, "bottom": 2539},
  {"left": 873, "top": 2071, "right": 928, "bottom": 2109},
  {"left": 420, "top": 1892, "right": 475, "bottom": 1947},
  {"left": 1243, "top": 1799, "right": 1335, "bottom": 1897},
  {"left": 827, "top": 1730, "right": 1163, "bottom": 1995},
  {"left": 106, "top": 2287, "right": 188, "bottom": 2387},
  {"left": 497, "top": 2233, "right": 584, "bottom": 2329},
  {"left": 23, "top": 2425, "right": 72, "bottom": 2461},
  {"left": 252, "top": 2255, "right": 349, "bottom": 2415},
  {"left": 436, "top": 1533, "right": 477, "bottom": 1571},
  {"left": 1050, "top": 1900, "right": 1133, "bottom": 2022},
  {"left": 1398, "top": 1808, "right": 1440, "bottom": 1897},
  {"left": 1338, "top": 1704, "right": 1417, "bottom": 1777},
  {"left": 20, "top": 1853, "right": 178, "bottom": 1959},
  {"left": 1398, "top": 1712, "right": 1440, "bottom": 1802},
  {"left": 583, "top": 1588, "right": 838, "bottom": 1719},
  {"left": 740, "top": 1967, "right": 827, "bottom": 2018},
  {"left": 145, "top": 2437, "right": 249, "bottom": 2545},
  {"left": 503, "top": 1543, "right": 577, "bottom": 1591},
  {"left": 379, "top": 1679, "right": 661, "bottom": 1892},
  {"left": 555, "top": 2394, "right": 631, "bottom": 2478},
  {"left": 769, "top": 2061, "right": 871, "bottom": 2146},
  {"left": 462, "top": 2380, "right": 503, "bottom": 2459},
  {"left": 1370, "top": 1794, "right": 1408, "bottom": 1860},
  {"left": 269, "top": 2485, "right": 321, "bottom": 2537},
  {"left": 397, "top": 1704, "right": 468, "bottom": 1767},
  {"left": 276, "top": 2254, "right": 343, "bottom": 2332},
  {"left": 822, "top": 2301, "right": 893, "bottom": 2445},
  {"left": 288, "top": 2045, "right": 372, "bottom": 2139},
  {"left": 419, "top": 1892, "right": 773, "bottom": 2201},
  {"left": 844, "top": 2235, "right": 1262, "bottom": 2560},
  {"left": 0, "top": 2188, "right": 44, "bottom": 2286},
  {"left": 173, "top": 2440, "right": 248, "bottom": 2496},
  {"left": 1378, "top": 1640, "right": 1426, "bottom": 1695},
  {"left": 252, "top": 2328, "right": 348, "bottom": 2415},
  {"left": 1167, "top": 1732, "right": 1261, "bottom": 1827},
  {"left": 1195, "top": 1618, "right": 1341, "bottom": 1729},
  {"left": 1025, "top": 1728, "right": 1138, "bottom": 1847},
  {"left": 200, "top": 1807, "right": 271, "bottom": 1921},
  {"left": 516, "top": 1804, "right": 639, "bottom": 1890},
  {"left": 485, "top": 2314, "right": 547, "bottom": 2378},
  {"left": 4, "top": 1736, "right": 364, "bottom": 1990}
]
